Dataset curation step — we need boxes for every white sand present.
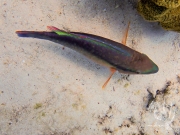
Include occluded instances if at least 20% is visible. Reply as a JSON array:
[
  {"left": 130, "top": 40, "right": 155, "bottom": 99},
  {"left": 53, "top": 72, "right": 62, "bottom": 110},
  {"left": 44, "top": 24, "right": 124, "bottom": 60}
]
[{"left": 0, "top": 0, "right": 180, "bottom": 134}]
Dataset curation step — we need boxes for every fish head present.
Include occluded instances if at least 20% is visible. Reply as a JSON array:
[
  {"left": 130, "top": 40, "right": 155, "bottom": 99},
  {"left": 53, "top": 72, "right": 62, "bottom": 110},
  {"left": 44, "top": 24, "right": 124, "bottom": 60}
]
[
  {"left": 117, "top": 53, "right": 159, "bottom": 74},
  {"left": 129, "top": 53, "right": 159, "bottom": 74}
]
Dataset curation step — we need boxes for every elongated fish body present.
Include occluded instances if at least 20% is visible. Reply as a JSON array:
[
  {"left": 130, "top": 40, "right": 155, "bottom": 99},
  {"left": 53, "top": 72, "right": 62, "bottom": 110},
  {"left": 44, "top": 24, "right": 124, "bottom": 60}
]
[{"left": 16, "top": 28, "right": 158, "bottom": 74}]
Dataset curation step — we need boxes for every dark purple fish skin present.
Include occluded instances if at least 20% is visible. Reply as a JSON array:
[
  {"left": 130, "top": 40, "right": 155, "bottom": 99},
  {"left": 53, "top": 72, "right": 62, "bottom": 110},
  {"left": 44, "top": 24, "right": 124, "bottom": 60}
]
[{"left": 16, "top": 30, "right": 158, "bottom": 74}]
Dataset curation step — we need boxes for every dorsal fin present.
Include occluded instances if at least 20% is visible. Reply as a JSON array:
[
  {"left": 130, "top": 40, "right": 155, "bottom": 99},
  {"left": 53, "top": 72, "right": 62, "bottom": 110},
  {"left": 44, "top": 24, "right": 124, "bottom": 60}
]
[
  {"left": 47, "top": 26, "right": 71, "bottom": 36},
  {"left": 47, "top": 26, "right": 66, "bottom": 32}
]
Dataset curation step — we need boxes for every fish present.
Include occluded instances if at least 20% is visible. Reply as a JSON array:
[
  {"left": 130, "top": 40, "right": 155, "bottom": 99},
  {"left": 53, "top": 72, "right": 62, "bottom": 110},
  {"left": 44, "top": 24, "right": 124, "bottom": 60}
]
[{"left": 16, "top": 24, "right": 158, "bottom": 88}]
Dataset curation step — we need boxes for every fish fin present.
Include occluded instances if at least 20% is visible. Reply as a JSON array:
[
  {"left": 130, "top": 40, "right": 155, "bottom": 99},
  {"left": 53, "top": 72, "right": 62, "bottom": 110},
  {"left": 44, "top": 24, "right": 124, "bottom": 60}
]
[
  {"left": 102, "top": 67, "right": 116, "bottom": 89},
  {"left": 47, "top": 26, "right": 71, "bottom": 36},
  {"left": 16, "top": 31, "right": 30, "bottom": 37},
  {"left": 47, "top": 26, "right": 68, "bottom": 33},
  {"left": 121, "top": 22, "right": 130, "bottom": 46},
  {"left": 16, "top": 31, "right": 43, "bottom": 38}
]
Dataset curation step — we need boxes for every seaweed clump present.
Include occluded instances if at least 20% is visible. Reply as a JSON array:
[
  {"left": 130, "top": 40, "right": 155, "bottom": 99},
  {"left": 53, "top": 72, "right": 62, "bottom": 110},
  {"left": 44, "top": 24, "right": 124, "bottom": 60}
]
[{"left": 137, "top": 0, "right": 180, "bottom": 32}]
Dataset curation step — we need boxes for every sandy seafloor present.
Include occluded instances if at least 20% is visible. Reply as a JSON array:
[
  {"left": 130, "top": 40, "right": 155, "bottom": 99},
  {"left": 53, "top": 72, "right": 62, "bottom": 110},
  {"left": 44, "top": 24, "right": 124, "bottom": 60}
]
[{"left": 0, "top": 0, "right": 180, "bottom": 135}]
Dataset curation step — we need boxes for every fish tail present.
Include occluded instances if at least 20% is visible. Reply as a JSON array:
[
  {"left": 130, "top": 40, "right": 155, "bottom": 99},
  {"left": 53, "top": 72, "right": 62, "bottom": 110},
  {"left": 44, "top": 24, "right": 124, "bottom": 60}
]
[
  {"left": 16, "top": 31, "right": 49, "bottom": 38},
  {"left": 15, "top": 30, "right": 74, "bottom": 47}
]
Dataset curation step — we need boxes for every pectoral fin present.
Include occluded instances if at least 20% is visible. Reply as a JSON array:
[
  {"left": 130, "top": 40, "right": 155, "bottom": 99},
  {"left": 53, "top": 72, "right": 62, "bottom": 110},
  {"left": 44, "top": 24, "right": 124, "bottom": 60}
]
[
  {"left": 102, "top": 67, "right": 117, "bottom": 89},
  {"left": 121, "top": 22, "right": 130, "bottom": 45}
]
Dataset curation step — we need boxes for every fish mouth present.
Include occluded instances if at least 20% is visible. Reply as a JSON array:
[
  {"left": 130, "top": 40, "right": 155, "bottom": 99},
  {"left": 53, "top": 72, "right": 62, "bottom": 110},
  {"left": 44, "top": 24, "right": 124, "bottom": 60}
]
[{"left": 140, "top": 63, "right": 159, "bottom": 74}]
